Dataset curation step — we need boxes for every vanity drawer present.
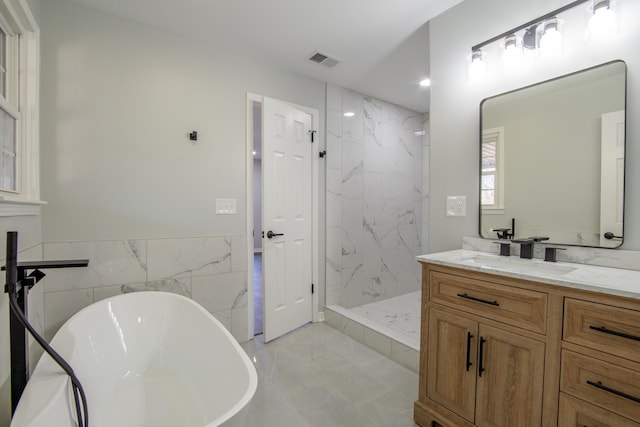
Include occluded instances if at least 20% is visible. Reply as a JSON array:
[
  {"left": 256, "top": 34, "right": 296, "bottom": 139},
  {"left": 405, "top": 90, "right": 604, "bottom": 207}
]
[
  {"left": 559, "top": 393, "right": 640, "bottom": 427},
  {"left": 561, "top": 350, "right": 640, "bottom": 423},
  {"left": 564, "top": 298, "right": 640, "bottom": 363},
  {"left": 429, "top": 270, "right": 547, "bottom": 334}
]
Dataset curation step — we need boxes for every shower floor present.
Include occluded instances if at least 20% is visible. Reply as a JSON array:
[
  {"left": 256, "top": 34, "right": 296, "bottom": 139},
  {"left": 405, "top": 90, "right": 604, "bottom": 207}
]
[{"left": 327, "top": 290, "right": 421, "bottom": 351}]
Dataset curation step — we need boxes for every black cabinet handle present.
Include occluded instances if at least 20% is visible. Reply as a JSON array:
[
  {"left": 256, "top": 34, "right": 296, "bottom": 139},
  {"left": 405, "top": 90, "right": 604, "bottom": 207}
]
[
  {"left": 478, "top": 337, "right": 486, "bottom": 377},
  {"left": 589, "top": 325, "right": 640, "bottom": 342},
  {"left": 457, "top": 293, "right": 500, "bottom": 307},
  {"left": 466, "top": 332, "right": 474, "bottom": 371},
  {"left": 586, "top": 380, "right": 640, "bottom": 404},
  {"left": 266, "top": 230, "right": 284, "bottom": 239}
]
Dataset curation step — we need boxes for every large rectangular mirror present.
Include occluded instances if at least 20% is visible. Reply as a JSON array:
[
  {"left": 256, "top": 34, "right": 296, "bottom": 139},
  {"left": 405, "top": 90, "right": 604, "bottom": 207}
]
[{"left": 480, "top": 60, "right": 626, "bottom": 248}]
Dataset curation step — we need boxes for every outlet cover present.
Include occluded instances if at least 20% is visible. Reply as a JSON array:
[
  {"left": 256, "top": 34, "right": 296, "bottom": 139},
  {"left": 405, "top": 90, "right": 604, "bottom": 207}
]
[
  {"left": 446, "top": 196, "right": 466, "bottom": 217},
  {"left": 216, "top": 198, "right": 237, "bottom": 215}
]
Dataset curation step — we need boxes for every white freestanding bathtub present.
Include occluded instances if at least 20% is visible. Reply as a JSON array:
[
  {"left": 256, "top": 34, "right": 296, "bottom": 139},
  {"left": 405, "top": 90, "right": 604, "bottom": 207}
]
[{"left": 10, "top": 292, "right": 257, "bottom": 427}]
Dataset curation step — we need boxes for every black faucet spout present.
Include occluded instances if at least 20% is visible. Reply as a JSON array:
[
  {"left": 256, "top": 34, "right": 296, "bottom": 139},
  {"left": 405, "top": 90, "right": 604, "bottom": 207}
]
[{"left": 513, "top": 238, "right": 534, "bottom": 259}]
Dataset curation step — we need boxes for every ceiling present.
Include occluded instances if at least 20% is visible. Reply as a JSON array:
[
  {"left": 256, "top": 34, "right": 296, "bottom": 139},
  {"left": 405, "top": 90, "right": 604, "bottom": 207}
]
[{"left": 64, "top": 0, "right": 464, "bottom": 113}]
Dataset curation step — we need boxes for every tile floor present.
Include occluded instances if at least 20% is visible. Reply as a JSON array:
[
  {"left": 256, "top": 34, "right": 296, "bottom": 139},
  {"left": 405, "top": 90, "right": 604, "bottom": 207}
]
[
  {"left": 238, "top": 321, "right": 419, "bottom": 427},
  {"left": 348, "top": 291, "right": 421, "bottom": 350}
]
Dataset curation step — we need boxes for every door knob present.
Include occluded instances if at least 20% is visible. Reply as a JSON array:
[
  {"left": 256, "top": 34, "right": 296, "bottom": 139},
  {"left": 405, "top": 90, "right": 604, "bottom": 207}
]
[{"left": 266, "top": 230, "right": 284, "bottom": 239}]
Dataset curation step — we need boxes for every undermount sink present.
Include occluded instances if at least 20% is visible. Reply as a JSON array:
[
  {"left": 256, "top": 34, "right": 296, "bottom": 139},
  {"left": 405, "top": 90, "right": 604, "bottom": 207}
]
[{"left": 462, "top": 254, "right": 576, "bottom": 276}]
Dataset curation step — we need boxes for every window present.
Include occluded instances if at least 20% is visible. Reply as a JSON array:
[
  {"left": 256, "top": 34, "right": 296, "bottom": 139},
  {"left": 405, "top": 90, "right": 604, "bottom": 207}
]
[
  {"left": 0, "top": 27, "right": 6, "bottom": 97},
  {"left": 481, "top": 127, "right": 504, "bottom": 211},
  {"left": 1, "top": 107, "right": 16, "bottom": 191},
  {"left": 0, "top": 1, "right": 41, "bottom": 214}
]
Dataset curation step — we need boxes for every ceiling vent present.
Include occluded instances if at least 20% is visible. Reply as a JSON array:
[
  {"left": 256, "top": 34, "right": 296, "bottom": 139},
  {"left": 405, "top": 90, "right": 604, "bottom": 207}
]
[{"left": 307, "top": 51, "right": 341, "bottom": 68}]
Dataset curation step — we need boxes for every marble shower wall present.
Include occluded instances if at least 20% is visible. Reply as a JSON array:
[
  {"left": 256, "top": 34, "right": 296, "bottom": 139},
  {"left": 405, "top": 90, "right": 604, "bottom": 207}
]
[
  {"left": 326, "top": 84, "right": 428, "bottom": 308},
  {"left": 39, "top": 235, "right": 248, "bottom": 342}
]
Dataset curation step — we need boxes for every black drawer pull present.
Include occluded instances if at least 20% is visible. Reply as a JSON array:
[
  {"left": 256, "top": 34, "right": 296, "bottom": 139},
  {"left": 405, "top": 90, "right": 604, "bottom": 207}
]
[
  {"left": 465, "top": 332, "right": 473, "bottom": 371},
  {"left": 586, "top": 380, "right": 640, "bottom": 404},
  {"left": 589, "top": 325, "right": 640, "bottom": 342},
  {"left": 457, "top": 293, "right": 499, "bottom": 307}
]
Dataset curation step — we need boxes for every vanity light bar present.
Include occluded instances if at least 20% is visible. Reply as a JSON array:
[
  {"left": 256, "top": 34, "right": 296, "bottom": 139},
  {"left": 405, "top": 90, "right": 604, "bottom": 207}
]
[{"left": 471, "top": 0, "right": 590, "bottom": 52}]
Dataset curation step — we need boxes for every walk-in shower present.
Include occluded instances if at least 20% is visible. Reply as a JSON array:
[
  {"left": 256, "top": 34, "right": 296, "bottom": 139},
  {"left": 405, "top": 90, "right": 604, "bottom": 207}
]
[{"left": 324, "top": 84, "right": 428, "bottom": 359}]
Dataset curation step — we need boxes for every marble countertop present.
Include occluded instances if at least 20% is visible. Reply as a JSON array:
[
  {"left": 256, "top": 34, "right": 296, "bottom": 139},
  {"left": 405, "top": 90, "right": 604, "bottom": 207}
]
[{"left": 417, "top": 249, "right": 640, "bottom": 301}]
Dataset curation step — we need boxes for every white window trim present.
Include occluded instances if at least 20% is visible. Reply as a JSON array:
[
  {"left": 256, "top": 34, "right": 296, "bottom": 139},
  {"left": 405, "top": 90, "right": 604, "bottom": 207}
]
[
  {"left": 0, "top": 0, "right": 44, "bottom": 216},
  {"left": 481, "top": 126, "right": 505, "bottom": 211}
]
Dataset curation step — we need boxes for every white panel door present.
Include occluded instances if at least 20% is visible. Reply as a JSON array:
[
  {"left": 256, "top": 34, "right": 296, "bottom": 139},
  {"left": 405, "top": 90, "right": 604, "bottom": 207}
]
[
  {"left": 600, "top": 110, "right": 625, "bottom": 246},
  {"left": 262, "top": 97, "right": 313, "bottom": 342}
]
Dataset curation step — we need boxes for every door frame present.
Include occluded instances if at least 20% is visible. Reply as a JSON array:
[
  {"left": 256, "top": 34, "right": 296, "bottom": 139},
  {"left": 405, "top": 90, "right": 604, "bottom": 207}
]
[{"left": 245, "top": 92, "right": 320, "bottom": 339}]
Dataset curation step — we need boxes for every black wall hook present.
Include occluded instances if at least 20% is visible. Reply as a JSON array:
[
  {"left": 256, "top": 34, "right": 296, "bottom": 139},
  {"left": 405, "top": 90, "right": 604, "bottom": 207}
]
[{"left": 189, "top": 131, "right": 198, "bottom": 141}]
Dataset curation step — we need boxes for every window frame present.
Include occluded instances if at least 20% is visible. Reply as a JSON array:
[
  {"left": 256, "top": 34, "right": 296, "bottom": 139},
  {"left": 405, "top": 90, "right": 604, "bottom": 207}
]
[
  {"left": 481, "top": 127, "right": 505, "bottom": 213},
  {"left": 0, "top": 0, "right": 42, "bottom": 216}
]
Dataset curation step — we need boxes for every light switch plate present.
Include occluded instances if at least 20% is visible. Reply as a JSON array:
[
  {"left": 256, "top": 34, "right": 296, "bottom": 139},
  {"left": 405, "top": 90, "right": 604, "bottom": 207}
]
[
  {"left": 216, "top": 198, "right": 237, "bottom": 215},
  {"left": 446, "top": 196, "right": 466, "bottom": 217}
]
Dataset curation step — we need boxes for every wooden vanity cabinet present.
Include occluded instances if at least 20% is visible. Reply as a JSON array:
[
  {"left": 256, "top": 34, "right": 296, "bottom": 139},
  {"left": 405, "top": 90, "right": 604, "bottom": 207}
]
[
  {"left": 415, "top": 261, "right": 640, "bottom": 427},
  {"left": 417, "top": 265, "right": 549, "bottom": 427}
]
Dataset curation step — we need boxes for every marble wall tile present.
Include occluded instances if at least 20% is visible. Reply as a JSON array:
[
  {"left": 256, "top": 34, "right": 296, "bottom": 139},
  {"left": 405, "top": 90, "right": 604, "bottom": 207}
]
[
  {"left": 231, "top": 306, "right": 249, "bottom": 343},
  {"left": 326, "top": 84, "right": 426, "bottom": 309},
  {"left": 213, "top": 309, "right": 232, "bottom": 333},
  {"left": 326, "top": 133, "right": 343, "bottom": 170},
  {"left": 326, "top": 171, "right": 343, "bottom": 229},
  {"left": 341, "top": 258, "right": 364, "bottom": 308},
  {"left": 42, "top": 240, "right": 147, "bottom": 292},
  {"left": 93, "top": 285, "right": 124, "bottom": 302},
  {"left": 342, "top": 90, "right": 364, "bottom": 144},
  {"left": 40, "top": 234, "right": 249, "bottom": 343},
  {"left": 44, "top": 288, "right": 94, "bottom": 340},
  {"left": 325, "top": 227, "right": 343, "bottom": 307},
  {"left": 341, "top": 144, "right": 363, "bottom": 199},
  {"left": 231, "top": 235, "right": 247, "bottom": 273},
  {"left": 121, "top": 278, "right": 192, "bottom": 297},
  {"left": 147, "top": 236, "right": 231, "bottom": 281},
  {"left": 192, "top": 272, "right": 247, "bottom": 313},
  {"left": 342, "top": 199, "right": 363, "bottom": 256},
  {"left": 381, "top": 147, "right": 400, "bottom": 178}
]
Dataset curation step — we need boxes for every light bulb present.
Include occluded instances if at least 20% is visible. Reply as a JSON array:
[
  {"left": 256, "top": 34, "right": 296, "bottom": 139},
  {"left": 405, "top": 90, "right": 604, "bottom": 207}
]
[
  {"left": 588, "top": 0, "right": 616, "bottom": 41},
  {"left": 539, "top": 18, "right": 563, "bottom": 57},
  {"left": 502, "top": 34, "right": 522, "bottom": 73},
  {"left": 419, "top": 78, "right": 431, "bottom": 87},
  {"left": 468, "top": 49, "right": 487, "bottom": 82}
]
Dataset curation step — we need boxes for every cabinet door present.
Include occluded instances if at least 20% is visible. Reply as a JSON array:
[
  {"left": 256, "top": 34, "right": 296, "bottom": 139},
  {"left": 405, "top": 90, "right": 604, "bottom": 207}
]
[
  {"left": 427, "top": 309, "right": 478, "bottom": 422},
  {"left": 475, "top": 324, "right": 545, "bottom": 427}
]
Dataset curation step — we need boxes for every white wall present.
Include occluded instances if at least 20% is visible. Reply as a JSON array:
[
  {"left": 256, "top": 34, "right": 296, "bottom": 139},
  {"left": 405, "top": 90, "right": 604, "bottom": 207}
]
[
  {"left": 429, "top": 0, "right": 640, "bottom": 252},
  {"left": 25, "top": 0, "right": 40, "bottom": 24},
  {"left": 40, "top": 0, "right": 325, "bottom": 242}
]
